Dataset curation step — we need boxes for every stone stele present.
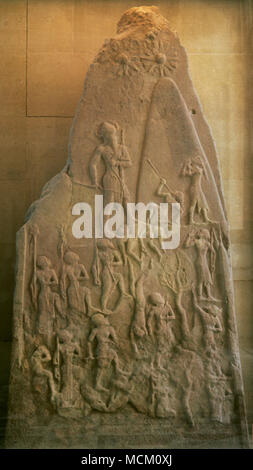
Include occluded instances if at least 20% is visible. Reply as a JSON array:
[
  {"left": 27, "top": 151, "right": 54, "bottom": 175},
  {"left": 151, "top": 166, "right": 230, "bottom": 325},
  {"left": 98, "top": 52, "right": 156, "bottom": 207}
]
[{"left": 6, "top": 6, "right": 249, "bottom": 449}]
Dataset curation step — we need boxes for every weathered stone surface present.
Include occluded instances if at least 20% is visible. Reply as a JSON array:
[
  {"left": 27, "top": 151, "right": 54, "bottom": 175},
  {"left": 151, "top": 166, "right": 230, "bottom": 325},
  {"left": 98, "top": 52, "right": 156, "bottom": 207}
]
[{"left": 6, "top": 6, "right": 249, "bottom": 449}]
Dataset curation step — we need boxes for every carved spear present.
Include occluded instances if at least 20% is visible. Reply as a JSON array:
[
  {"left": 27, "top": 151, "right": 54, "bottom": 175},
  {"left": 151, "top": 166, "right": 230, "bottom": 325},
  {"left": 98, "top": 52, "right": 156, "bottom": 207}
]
[
  {"left": 29, "top": 223, "right": 39, "bottom": 310},
  {"left": 92, "top": 238, "right": 100, "bottom": 286},
  {"left": 146, "top": 158, "right": 174, "bottom": 194},
  {"left": 58, "top": 225, "right": 67, "bottom": 301},
  {"left": 53, "top": 335, "right": 60, "bottom": 382}
]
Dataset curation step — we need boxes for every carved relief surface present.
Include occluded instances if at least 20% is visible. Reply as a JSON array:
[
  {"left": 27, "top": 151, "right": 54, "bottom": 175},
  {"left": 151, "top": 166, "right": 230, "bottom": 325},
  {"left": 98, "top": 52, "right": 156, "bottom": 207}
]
[{"left": 6, "top": 6, "right": 248, "bottom": 449}]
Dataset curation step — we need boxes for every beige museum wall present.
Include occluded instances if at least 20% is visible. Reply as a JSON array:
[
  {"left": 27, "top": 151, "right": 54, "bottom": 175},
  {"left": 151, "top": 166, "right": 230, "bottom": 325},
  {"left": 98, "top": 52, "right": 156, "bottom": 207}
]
[{"left": 0, "top": 0, "right": 252, "bottom": 444}]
